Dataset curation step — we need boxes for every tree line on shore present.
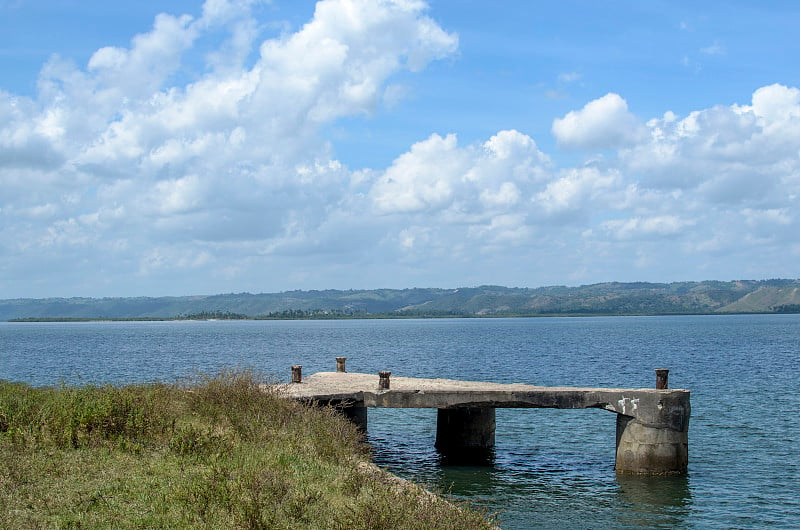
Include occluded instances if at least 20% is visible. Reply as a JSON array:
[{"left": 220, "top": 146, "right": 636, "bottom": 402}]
[{"left": 4, "top": 279, "right": 800, "bottom": 321}]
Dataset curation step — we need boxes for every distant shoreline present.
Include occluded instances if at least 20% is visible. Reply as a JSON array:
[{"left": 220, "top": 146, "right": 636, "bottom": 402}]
[
  {"left": 4, "top": 280, "right": 800, "bottom": 321},
  {"left": 8, "top": 310, "right": 799, "bottom": 323}
]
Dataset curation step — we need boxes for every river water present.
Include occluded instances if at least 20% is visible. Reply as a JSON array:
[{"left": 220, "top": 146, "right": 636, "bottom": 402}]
[{"left": 1, "top": 315, "right": 798, "bottom": 528}]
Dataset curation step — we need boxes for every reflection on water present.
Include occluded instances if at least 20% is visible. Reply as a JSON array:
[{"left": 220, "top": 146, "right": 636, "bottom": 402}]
[
  {"left": 615, "top": 474, "right": 692, "bottom": 528},
  {"left": 367, "top": 407, "right": 693, "bottom": 529}
]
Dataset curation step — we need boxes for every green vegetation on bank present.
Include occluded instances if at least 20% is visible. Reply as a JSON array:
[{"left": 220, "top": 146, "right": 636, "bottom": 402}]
[
  {"left": 4, "top": 279, "right": 800, "bottom": 321},
  {"left": 0, "top": 371, "right": 494, "bottom": 529},
  {"left": 255, "top": 309, "right": 472, "bottom": 320},
  {"left": 9, "top": 311, "right": 251, "bottom": 323}
]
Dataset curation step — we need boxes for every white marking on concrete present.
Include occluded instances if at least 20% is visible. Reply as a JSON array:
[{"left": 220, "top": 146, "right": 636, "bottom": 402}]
[{"left": 617, "top": 397, "right": 640, "bottom": 415}]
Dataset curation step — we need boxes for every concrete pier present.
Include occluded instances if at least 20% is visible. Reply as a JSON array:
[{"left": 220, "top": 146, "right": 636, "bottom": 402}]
[
  {"left": 339, "top": 402, "right": 368, "bottom": 431},
  {"left": 435, "top": 407, "right": 496, "bottom": 463},
  {"left": 286, "top": 371, "right": 690, "bottom": 475}
]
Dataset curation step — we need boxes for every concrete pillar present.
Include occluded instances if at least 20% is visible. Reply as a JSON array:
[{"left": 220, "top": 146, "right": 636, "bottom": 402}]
[
  {"left": 435, "top": 407, "right": 495, "bottom": 464},
  {"left": 340, "top": 404, "right": 368, "bottom": 432},
  {"left": 325, "top": 400, "right": 368, "bottom": 432},
  {"left": 615, "top": 414, "right": 688, "bottom": 475}
]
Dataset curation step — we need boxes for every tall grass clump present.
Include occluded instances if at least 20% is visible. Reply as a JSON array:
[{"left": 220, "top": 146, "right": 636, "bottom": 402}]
[
  {"left": 0, "top": 370, "right": 495, "bottom": 529},
  {"left": 0, "top": 379, "right": 175, "bottom": 450}
]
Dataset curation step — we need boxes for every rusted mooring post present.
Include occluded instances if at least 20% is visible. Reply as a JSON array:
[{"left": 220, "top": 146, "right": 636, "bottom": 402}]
[
  {"left": 655, "top": 369, "right": 669, "bottom": 389},
  {"left": 378, "top": 371, "right": 391, "bottom": 390},
  {"left": 336, "top": 357, "right": 347, "bottom": 373},
  {"left": 291, "top": 365, "right": 302, "bottom": 384}
]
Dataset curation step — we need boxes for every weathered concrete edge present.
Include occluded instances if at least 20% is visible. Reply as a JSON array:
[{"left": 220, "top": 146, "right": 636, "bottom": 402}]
[{"left": 286, "top": 372, "right": 690, "bottom": 430}]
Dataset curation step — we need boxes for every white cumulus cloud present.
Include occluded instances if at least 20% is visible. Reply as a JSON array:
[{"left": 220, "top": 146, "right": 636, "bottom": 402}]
[
  {"left": 552, "top": 93, "right": 647, "bottom": 150},
  {"left": 0, "top": 0, "right": 463, "bottom": 295},
  {"left": 370, "top": 129, "right": 551, "bottom": 217},
  {"left": 1, "top": 1, "right": 800, "bottom": 296},
  {"left": 601, "top": 215, "right": 693, "bottom": 241}
]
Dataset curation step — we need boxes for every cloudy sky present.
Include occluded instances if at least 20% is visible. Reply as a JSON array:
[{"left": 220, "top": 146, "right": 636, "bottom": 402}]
[{"left": 2, "top": 0, "right": 799, "bottom": 298}]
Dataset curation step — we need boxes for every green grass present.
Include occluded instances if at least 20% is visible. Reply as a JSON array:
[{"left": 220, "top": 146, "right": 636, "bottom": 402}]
[{"left": 0, "top": 370, "right": 495, "bottom": 529}]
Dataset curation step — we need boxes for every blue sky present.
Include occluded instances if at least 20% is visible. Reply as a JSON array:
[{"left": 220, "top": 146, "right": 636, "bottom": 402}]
[{"left": 1, "top": 0, "right": 799, "bottom": 298}]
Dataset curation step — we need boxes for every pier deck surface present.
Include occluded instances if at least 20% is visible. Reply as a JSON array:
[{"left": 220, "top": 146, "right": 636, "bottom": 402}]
[{"left": 285, "top": 372, "right": 689, "bottom": 424}]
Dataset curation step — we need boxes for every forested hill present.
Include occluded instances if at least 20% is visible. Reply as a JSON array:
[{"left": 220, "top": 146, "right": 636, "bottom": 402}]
[{"left": 3, "top": 280, "right": 800, "bottom": 321}]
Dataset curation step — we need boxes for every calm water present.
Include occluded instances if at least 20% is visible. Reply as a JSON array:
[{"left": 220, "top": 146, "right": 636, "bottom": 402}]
[{"left": 1, "top": 315, "right": 798, "bottom": 528}]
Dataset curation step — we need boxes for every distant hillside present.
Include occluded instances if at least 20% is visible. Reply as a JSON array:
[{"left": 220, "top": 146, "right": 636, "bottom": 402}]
[
  {"left": 2, "top": 280, "right": 800, "bottom": 321},
  {"left": 716, "top": 284, "right": 800, "bottom": 313}
]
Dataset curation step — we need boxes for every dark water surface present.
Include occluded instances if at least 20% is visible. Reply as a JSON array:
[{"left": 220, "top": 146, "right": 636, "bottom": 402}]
[{"left": 2, "top": 315, "right": 798, "bottom": 528}]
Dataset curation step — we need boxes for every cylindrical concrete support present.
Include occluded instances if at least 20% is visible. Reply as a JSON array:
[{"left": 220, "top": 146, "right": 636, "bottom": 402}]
[
  {"left": 341, "top": 405, "right": 368, "bottom": 432},
  {"left": 336, "top": 357, "right": 347, "bottom": 373},
  {"left": 655, "top": 369, "right": 669, "bottom": 390},
  {"left": 378, "top": 371, "right": 391, "bottom": 390},
  {"left": 291, "top": 365, "right": 302, "bottom": 383},
  {"left": 435, "top": 407, "right": 496, "bottom": 464},
  {"left": 319, "top": 400, "right": 368, "bottom": 432},
  {"left": 615, "top": 414, "right": 688, "bottom": 475}
]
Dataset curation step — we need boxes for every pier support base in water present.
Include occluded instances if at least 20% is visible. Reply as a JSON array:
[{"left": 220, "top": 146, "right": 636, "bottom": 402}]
[
  {"left": 435, "top": 407, "right": 495, "bottom": 464},
  {"left": 615, "top": 414, "right": 688, "bottom": 475},
  {"left": 323, "top": 400, "right": 368, "bottom": 432},
  {"left": 342, "top": 404, "right": 368, "bottom": 431}
]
